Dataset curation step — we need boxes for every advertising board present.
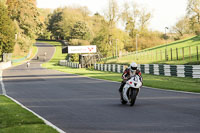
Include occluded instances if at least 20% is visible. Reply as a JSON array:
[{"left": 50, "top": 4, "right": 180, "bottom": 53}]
[{"left": 68, "top": 45, "right": 96, "bottom": 54}]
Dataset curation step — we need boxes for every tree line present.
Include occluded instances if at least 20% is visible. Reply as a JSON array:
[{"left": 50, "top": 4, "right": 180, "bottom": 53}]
[
  {"left": 172, "top": 0, "right": 200, "bottom": 38},
  {"left": 0, "top": 0, "right": 41, "bottom": 60},
  {"left": 0, "top": 0, "right": 200, "bottom": 60},
  {"left": 38, "top": 0, "right": 200, "bottom": 58},
  {"left": 39, "top": 0, "right": 166, "bottom": 58}
]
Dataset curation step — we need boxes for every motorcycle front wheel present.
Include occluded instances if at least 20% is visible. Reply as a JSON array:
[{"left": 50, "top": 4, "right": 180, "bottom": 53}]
[
  {"left": 120, "top": 92, "right": 127, "bottom": 104},
  {"left": 129, "top": 88, "right": 138, "bottom": 106}
]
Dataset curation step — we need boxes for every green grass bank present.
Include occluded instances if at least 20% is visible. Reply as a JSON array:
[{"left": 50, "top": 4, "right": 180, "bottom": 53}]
[
  {"left": 104, "top": 36, "right": 200, "bottom": 65},
  {"left": 0, "top": 95, "right": 58, "bottom": 133},
  {"left": 0, "top": 42, "right": 58, "bottom": 133}
]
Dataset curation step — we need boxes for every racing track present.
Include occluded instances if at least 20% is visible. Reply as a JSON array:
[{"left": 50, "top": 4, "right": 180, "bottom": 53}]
[{"left": 1, "top": 42, "right": 200, "bottom": 133}]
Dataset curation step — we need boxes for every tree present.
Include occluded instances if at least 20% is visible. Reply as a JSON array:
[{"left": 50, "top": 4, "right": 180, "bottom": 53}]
[
  {"left": 187, "top": 0, "right": 200, "bottom": 34},
  {"left": 59, "top": 7, "right": 85, "bottom": 40},
  {"left": 172, "top": 17, "right": 191, "bottom": 36},
  {"left": 91, "top": 22, "right": 111, "bottom": 57},
  {"left": 6, "top": 0, "right": 41, "bottom": 52},
  {"left": 47, "top": 8, "right": 63, "bottom": 39},
  {"left": 106, "top": 0, "right": 119, "bottom": 28},
  {"left": 121, "top": 2, "right": 140, "bottom": 37},
  {"left": 121, "top": 2, "right": 152, "bottom": 51},
  {"left": 104, "top": 0, "right": 120, "bottom": 57},
  {"left": 7, "top": 0, "right": 40, "bottom": 38},
  {"left": 88, "top": 13, "right": 105, "bottom": 39},
  {"left": 139, "top": 8, "right": 151, "bottom": 32},
  {"left": 37, "top": 8, "right": 52, "bottom": 39},
  {"left": 0, "top": 2, "right": 16, "bottom": 56},
  {"left": 47, "top": 7, "right": 88, "bottom": 40},
  {"left": 91, "top": 19, "right": 127, "bottom": 57},
  {"left": 1, "top": 0, "right": 6, "bottom": 4},
  {"left": 70, "top": 21, "right": 91, "bottom": 40}
]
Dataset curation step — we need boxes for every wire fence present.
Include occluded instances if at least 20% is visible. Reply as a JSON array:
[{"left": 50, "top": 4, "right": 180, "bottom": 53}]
[
  {"left": 104, "top": 44, "right": 200, "bottom": 63},
  {"left": 117, "top": 44, "right": 200, "bottom": 63}
]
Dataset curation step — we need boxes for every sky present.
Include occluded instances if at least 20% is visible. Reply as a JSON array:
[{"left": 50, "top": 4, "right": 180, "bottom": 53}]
[{"left": 36, "top": 0, "right": 188, "bottom": 32}]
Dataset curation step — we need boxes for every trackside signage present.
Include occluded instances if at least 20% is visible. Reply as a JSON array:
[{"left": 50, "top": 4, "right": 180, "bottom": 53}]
[{"left": 68, "top": 45, "right": 96, "bottom": 54}]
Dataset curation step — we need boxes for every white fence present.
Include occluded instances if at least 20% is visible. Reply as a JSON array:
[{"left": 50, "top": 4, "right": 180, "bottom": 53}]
[{"left": 59, "top": 60, "right": 79, "bottom": 68}]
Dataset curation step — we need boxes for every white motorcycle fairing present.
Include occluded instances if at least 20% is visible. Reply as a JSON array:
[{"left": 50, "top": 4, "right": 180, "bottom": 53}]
[{"left": 122, "top": 75, "right": 142, "bottom": 102}]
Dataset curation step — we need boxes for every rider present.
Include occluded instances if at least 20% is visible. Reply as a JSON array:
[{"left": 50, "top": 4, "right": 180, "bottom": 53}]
[{"left": 119, "top": 62, "right": 142, "bottom": 93}]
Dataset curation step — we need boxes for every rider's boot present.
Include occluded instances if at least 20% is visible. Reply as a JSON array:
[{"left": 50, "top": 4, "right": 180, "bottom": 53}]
[{"left": 119, "top": 82, "right": 125, "bottom": 93}]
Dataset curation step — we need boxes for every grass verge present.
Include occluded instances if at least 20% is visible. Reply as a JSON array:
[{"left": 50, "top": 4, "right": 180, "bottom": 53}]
[
  {"left": 103, "top": 36, "right": 200, "bottom": 65},
  {"left": 40, "top": 41, "right": 200, "bottom": 93},
  {"left": 12, "top": 45, "right": 38, "bottom": 66},
  {"left": 0, "top": 95, "right": 58, "bottom": 133}
]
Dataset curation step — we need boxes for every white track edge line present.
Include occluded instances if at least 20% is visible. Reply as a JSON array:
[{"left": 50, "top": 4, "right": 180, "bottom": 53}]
[
  {"left": 0, "top": 68, "right": 66, "bottom": 133},
  {"left": 0, "top": 70, "right": 6, "bottom": 95},
  {"left": 4, "top": 95, "right": 66, "bottom": 133},
  {"left": 143, "top": 86, "right": 200, "bottom": 95}
]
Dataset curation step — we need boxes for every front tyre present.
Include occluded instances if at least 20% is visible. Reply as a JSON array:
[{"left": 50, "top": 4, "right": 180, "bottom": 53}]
[
  {"left": 130, "top": 88, "right": 138, "bottom": 106},
  {"left": 120, "top": 92, "right": 127, "bottom": 104}
]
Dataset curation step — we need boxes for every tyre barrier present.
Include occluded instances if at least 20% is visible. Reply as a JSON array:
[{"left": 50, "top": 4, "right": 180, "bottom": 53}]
[
  {"left": 94, "top": 63, "right": 200, "bottom": 79},
  {"left": 59, "top": 60, "right": 79, "bottom": 68}
]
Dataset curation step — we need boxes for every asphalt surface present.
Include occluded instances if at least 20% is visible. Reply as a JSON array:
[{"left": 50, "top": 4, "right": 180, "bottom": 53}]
[{"left": 1, "top": 43, "right": 200, "bottom": 133}]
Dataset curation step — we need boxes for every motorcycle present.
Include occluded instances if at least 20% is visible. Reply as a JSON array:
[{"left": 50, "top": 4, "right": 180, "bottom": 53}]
[{"left": 120, "top": 75, "right": 142, "bottom": 106}]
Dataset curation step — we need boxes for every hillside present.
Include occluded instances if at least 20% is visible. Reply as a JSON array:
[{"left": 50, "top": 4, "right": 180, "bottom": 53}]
[{"left": 103, "top": 36, "right": 200, "bottom": 65}]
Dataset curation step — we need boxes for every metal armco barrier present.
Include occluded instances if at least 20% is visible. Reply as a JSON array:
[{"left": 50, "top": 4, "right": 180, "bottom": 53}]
[{"left": 94, "top": 63, "right": 200, "bottom": 79}]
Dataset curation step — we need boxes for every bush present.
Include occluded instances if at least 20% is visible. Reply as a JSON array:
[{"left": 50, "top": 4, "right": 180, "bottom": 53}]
[{"left": 70, "top": 53, "right": 79, "bottom": 62}]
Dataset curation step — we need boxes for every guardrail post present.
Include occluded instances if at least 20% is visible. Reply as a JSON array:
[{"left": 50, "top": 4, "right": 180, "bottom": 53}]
[
  {"left": 189, "top": 46, "right": 191, "bottom": 60},
  {"left": 160, "top": 50, "right": 162, "bottom": 61},
  {"left": 156, "top": 51, "right": 158, "bottom": 61},
  {"left": 197, "top": 46, "right": 199, "bottom": 61},
  {"left": 171, "top": 48, "right": 173, "bottom": 61},
  {"left": 176, "top": 48, "right": 179, "bottom": 60}
]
